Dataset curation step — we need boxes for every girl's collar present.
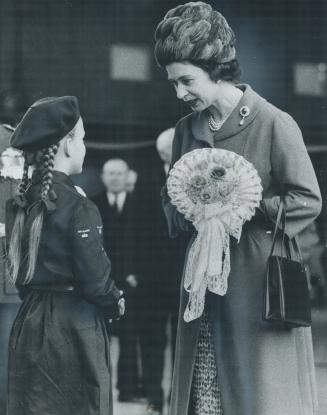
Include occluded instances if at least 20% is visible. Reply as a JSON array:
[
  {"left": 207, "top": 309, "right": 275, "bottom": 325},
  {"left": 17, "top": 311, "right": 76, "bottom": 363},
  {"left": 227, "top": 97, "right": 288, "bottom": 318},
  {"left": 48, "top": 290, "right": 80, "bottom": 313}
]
[{"left": 31, "top": 170, "right": 74, "bottom": 187}]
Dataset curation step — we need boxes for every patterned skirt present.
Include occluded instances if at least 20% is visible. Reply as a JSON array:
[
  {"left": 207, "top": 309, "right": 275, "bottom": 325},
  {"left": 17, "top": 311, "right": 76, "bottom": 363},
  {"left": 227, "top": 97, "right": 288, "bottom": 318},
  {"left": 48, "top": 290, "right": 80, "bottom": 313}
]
[{"left": 190, "top": 311, "right": 223, "bottom": 415}]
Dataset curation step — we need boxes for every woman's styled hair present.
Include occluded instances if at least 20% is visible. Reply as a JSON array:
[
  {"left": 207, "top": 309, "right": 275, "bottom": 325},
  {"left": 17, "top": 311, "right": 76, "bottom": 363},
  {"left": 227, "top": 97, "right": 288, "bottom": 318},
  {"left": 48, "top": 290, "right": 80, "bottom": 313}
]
[
  {"left": 8, "top": 125, "right": 76, "bottom": 285},
  {"left": 154, "top": 1, "right": 241, "bottom": 82}
]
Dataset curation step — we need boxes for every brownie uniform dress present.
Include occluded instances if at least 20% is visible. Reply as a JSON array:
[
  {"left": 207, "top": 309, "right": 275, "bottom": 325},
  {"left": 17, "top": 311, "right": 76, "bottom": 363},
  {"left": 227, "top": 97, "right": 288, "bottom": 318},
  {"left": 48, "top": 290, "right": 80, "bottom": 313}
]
[{"left": 5, "top": 97, "right": 121, "bottom": 415}]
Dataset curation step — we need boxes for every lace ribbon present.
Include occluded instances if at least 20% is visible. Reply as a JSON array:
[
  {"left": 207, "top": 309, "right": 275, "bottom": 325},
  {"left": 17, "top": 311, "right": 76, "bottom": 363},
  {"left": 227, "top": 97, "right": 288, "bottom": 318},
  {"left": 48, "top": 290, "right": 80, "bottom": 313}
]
[{"left": 184, "top": 213, "right": 232, "bottom": 322}]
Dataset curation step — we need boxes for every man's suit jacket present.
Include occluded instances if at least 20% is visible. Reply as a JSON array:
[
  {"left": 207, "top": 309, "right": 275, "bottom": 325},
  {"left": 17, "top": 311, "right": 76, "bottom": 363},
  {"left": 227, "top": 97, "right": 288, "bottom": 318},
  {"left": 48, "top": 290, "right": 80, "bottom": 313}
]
[
  {"left": 137, "top": 160, "right": 190, "bottom": 299},
  {"left": 92, "top": 192, "right": 142, "bottom": 289}
]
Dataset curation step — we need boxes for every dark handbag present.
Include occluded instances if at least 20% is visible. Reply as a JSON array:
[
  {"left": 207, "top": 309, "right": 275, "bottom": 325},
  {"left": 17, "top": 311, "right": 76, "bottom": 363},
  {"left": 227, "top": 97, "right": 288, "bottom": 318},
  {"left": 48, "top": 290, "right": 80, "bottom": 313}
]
[{"left": 264, "top": 200, "right": 311, "bottom": 328}]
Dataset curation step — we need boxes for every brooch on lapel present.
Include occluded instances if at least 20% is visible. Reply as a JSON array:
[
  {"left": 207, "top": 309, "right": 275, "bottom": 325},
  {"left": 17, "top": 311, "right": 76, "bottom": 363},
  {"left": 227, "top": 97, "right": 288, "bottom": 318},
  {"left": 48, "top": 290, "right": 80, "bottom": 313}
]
[{"left": 239, "top": 106, "right": 250, "bottom": 125}]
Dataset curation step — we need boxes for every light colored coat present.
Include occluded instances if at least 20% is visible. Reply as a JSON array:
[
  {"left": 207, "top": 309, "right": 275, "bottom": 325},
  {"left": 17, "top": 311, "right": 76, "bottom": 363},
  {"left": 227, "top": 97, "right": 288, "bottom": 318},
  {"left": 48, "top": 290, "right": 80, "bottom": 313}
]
[{"left": 164, "top": 85, "right": 322, "bottom": 415}]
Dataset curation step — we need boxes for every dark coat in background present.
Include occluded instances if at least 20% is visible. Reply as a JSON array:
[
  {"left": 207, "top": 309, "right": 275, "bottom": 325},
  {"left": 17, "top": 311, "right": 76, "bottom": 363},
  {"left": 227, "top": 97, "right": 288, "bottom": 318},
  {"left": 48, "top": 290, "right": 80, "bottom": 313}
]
[
  {"left": 136, "top": 161, "right": 190, "bottom": 409},
  {"left": 0, "top": 176, "right": 20, "bottom": 303},
  {"left": 0, "top": 173, "right": 21, "bottom": 413},
  {"left": 92, "top": 191, "right": 141, "bottom": 289},
  {"left": 137, "top": 162, "right": 188, "bottom": 314},
  {"left": 5, "top": 171, "right": 120, "bottom": 415},
  {"left": 92, "top": 191, "right": 143, "bottom": 397},
  {"left": 165, "top": 85, "right": 322, "bottom": 415}
]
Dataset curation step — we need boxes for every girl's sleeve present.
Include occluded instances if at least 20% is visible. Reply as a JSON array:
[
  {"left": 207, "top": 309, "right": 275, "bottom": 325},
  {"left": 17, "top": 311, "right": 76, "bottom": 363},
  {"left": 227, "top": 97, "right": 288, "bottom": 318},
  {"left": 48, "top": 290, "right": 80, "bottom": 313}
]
[
  {"left": 261, "top": 112, "right": 322, "bottom": 238},
  {"left": 71, "top": 198, "right": 121, "bottom": 307},
  {"left": 161, "top": 121, "right": 193, "bottom": 239}
]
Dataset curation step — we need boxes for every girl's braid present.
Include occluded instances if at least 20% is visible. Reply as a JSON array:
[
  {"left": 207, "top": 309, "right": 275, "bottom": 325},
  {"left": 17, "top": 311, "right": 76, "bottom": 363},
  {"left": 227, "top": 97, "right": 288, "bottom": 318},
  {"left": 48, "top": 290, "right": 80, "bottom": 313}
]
[{"left": 40, "top": 144, "right": 58, "bottom": 201}]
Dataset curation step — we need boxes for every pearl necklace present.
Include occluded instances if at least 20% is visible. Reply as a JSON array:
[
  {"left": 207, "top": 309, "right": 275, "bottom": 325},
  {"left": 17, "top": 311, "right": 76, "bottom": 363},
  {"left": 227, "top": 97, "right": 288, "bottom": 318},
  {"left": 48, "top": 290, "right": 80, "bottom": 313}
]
[{"left": 208, "top": 113, "right": 230, "bottom": 132}]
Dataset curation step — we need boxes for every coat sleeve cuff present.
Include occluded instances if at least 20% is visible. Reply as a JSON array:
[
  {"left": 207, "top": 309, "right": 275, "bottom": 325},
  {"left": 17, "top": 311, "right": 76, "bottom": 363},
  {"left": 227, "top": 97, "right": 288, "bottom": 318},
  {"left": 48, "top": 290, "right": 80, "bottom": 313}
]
[
  {"left": 109, "top": 281, "right": 121, "bottom": 302},
  {"left": 260, "top": 197, "right": 280, "bottom": 224}
]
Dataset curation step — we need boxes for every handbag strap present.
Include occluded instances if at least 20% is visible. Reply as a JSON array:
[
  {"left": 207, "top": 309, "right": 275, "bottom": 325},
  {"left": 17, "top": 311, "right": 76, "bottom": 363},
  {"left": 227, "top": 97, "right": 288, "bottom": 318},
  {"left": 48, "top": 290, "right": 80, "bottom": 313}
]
[
  {"left": 289, "top": 235, "right": 305, "bottom": 265},
  {"left": 269, "top": 199, "right": 304, "bottom": 266},
  {"left": 269, "top": 199, "right": 284, "bottom": 257}
]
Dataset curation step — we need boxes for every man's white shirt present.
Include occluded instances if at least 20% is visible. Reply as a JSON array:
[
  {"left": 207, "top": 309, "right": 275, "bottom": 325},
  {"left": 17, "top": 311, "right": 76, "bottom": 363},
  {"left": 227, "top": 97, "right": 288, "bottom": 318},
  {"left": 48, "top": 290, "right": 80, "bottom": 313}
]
[{"left": 106, "top": 191, "right": 127, "bottom": 213}]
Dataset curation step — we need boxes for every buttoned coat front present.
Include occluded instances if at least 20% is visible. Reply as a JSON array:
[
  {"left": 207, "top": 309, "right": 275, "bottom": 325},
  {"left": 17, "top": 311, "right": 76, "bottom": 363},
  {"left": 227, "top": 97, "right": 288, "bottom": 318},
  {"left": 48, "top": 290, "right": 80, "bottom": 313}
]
[{"left": 165, "top": 85, "right": 322, "bottom": 415}]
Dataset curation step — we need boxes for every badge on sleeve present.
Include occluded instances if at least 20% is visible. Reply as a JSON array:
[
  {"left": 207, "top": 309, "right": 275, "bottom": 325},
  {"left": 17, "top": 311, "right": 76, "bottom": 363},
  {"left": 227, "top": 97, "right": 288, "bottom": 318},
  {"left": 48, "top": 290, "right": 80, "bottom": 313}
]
[{"left": 77, "top": 229, "right": 90, "bottom": 238}]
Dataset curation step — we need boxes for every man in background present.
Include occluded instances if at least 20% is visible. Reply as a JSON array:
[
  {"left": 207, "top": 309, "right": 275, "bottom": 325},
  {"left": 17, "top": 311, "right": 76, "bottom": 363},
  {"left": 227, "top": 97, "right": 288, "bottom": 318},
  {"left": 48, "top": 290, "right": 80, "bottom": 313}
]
[
  {"left": 92, "top": 158, "right": 143, "bottom": 402},
  {"left": 156, "top": 128, "right": 174, "bottom": 176},
  {"left": 126, "top": 169, "right": 138, "bottom": 194},
  {"left": 138, "top": 128, "right": 190, "bottom": 415},
  {"left": 0, "top": 124, "right": 23, "bottom": 413}
]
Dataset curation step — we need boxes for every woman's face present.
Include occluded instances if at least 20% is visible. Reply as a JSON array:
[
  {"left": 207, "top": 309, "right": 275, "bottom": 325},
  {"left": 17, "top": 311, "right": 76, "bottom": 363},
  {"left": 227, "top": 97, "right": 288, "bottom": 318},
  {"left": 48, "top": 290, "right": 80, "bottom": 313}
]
[{"left": 166, "top": 62, "right": 218, "bottom": 112}]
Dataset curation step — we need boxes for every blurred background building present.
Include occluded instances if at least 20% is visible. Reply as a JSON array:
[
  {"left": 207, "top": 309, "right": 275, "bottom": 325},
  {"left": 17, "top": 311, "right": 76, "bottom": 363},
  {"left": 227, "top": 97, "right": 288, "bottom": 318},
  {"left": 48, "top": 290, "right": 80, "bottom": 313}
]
[
  {"left": 0, "top": 1, "right": 327, "bottom": 414},
  {"left": 0, "top": 1, "right": 326, "bottom": 192}
]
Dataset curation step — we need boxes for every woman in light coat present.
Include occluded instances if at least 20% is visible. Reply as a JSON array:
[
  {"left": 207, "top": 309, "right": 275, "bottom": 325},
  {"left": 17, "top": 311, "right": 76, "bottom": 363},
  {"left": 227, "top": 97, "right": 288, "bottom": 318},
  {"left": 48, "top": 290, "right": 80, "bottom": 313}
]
[{"left": 154, "top": 2, "right": 322, "bottom": 415}]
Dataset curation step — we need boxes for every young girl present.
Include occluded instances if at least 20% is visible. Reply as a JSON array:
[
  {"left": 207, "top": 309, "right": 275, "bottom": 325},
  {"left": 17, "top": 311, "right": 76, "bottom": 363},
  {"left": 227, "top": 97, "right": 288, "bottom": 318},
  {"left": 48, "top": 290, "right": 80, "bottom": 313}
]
[{"left": 5, "top": 96, "right": 124, "bottom": 415}]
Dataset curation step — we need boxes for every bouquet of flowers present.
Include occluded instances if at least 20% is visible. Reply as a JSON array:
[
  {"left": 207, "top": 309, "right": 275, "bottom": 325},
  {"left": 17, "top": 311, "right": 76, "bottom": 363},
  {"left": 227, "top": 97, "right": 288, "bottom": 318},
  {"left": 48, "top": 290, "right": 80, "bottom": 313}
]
[{"left": 167, "top": 148, "right": 263, "bottom": 322}]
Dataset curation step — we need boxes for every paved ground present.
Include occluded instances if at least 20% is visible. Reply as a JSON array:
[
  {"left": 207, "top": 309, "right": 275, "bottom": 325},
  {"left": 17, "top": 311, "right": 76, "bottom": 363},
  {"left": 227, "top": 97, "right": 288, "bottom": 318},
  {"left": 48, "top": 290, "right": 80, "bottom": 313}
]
[{"left": 111, "top": 327, "right": 173, "bottom": 415}]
